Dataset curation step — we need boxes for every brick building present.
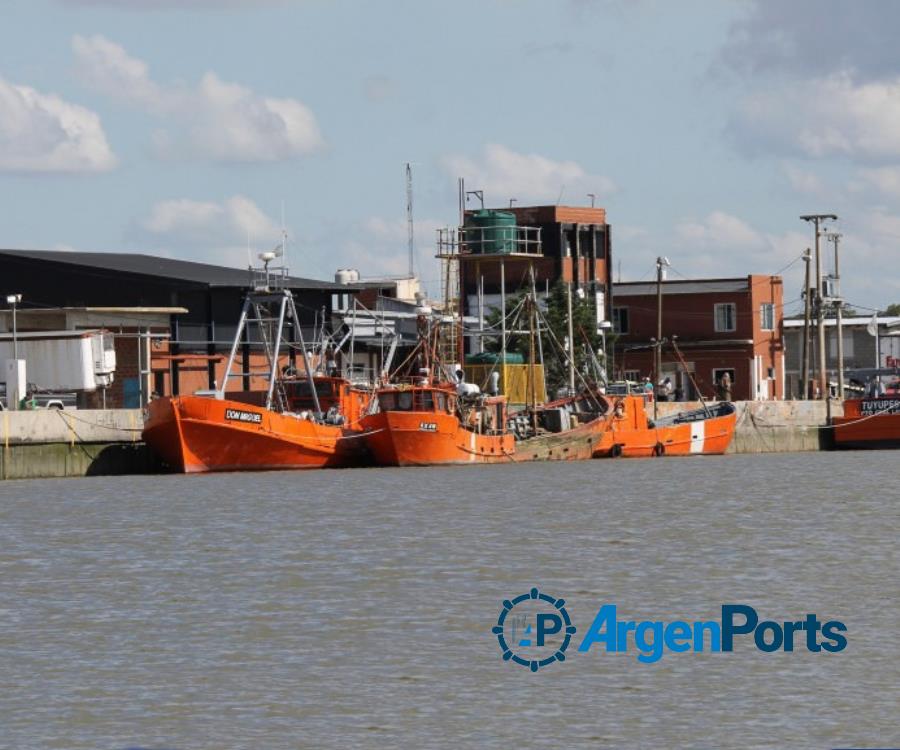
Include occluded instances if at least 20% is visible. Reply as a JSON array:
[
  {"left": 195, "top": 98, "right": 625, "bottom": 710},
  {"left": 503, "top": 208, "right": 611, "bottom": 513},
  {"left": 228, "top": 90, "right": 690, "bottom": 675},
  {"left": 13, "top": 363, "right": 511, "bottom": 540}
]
[
  {"left": 611, "top": 275, "right": 784, "bottom": 401},
  {"left": 458, "top": 205, "right": 612, "bottom": 344}
]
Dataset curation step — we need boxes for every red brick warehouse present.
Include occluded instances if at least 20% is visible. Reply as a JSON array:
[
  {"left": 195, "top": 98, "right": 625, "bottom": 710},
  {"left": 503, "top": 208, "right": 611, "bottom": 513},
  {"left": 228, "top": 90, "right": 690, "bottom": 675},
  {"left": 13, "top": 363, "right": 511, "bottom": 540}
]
[{"left": 611, "top": 275, "right": 784, "bottom": 401}]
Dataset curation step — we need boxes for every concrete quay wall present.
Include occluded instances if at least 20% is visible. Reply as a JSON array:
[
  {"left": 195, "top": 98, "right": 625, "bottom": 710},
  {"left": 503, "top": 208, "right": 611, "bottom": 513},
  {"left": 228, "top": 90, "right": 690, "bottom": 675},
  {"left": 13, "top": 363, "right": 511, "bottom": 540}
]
[
  {"left": 1, "top": 408, "right": 144, "bottom": 445},
  {"left": 649, "top": 400, "right": 838, "bottom": 454},
  {"left": 0, "top": 409, "right": 161, "bottom": 480}
]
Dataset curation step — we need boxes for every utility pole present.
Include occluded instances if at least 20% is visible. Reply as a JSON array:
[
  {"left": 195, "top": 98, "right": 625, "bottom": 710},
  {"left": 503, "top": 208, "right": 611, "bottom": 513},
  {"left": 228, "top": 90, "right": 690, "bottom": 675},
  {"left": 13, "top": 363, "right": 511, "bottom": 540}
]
[
  {"left": 654, "top": 256, "right": 669, "bottom": 421},
  {"left": 6, "top": 293, "right": 23, "bottom": 411},
  {"left": 801, "top": 249, "right": 811, "bottom": 399},
  {"left": 826, "top": 232, "right": 844, "bottom": 398},
  {"left": 7, "top": 293, "right": 21, "bottom": 361},
  {"left": 800, "top": 214, "right": 837, "bottom": 417}
]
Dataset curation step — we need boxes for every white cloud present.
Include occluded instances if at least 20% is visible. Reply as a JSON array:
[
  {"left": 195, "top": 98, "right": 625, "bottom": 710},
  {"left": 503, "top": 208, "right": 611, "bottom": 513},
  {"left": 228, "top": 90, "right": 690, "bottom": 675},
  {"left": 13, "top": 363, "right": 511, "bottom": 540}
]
[
  {"left": 612, "top": 213, "right": 810, "bottom": 295},
  {"left": 729, "top": 72, "right": 900, "bottom": 161},
  {"left": 136, "top": 195, "right": 283, "bottom": 266},
  {"left": 441, "top": 143, "right": 616, "bottom": 205},
  {"left": 675, "top": 211, "right": 766, "bottom": 250},
  {"left": 0, "top": 75, "right": 116, "bottom": 173},
  {"left": 783, "top": 163, "right": 825, "bottom": 194},
  {"left": 853, "top": 166, "right": 900, "bottom": 200},
  {"left": 349, "top": 215, "right": 445, "bottom": 280},
  {"left": 72, "top": 34, "right": 324, "bottom": 162}
]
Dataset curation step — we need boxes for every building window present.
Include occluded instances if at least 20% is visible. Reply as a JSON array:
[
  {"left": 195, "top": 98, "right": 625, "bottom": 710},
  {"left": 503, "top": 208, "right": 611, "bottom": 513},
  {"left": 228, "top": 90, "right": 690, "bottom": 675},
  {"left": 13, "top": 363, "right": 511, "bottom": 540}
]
[
  {"left": 612, "top": 307, "right": 629, "bottom": 334},
  {"left": 828, "top": 330, "right": 854, "bottom": 359},
  {"left": 760, "top": 303, "right": 774, "bottom": 331},
  {"left": 714, "top": 303, "right": 736, "bottom": 332},
  {"left": 623, "top": 369, "right": 641, "bottom": 383}
]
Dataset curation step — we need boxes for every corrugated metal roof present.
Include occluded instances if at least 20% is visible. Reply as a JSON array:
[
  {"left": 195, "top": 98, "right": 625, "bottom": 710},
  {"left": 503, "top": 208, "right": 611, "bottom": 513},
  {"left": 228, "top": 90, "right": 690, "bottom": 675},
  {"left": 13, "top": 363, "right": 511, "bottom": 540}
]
[
  {"left": 0, "top": 249, "right": 353, "bottom": 290},
  {"left": 613, "top": 279, "right": 749, "bottom": 296}
]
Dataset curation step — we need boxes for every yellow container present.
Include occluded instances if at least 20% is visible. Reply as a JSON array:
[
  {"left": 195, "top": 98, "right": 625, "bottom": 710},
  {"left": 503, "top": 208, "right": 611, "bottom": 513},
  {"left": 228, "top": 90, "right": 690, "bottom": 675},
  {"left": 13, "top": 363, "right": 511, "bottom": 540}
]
[{"left": 464, "top": 363, "right": 546, "bottom": 406}]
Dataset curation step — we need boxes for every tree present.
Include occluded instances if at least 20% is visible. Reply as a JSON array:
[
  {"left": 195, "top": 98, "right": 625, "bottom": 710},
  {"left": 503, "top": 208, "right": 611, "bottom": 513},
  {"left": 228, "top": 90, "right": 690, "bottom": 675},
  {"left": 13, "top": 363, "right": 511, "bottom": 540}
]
[
  {"left": 883, "top": 302, "right": 900, "bottom": 316},
  {"left": 483, "top": 281, "right": 604, "bottom": 393}
]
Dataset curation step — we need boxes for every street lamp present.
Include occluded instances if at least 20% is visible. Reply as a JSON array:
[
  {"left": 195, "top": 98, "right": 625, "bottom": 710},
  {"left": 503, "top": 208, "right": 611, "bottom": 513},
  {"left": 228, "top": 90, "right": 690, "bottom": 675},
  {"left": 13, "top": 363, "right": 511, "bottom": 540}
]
[{"left": 6, "top": 294, "right": 21, "bottom": 361}]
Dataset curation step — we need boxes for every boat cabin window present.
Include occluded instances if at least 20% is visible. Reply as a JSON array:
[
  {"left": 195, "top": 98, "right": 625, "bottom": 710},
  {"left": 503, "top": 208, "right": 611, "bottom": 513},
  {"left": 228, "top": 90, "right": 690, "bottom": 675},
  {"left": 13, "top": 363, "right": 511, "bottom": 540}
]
[
  {"left": 378, "top": 392, "right": 398, "bottom": 411},
  {"left": 290, "top": 380, "right": 336, "bottom": 397},
  {"left": 288, "top": 379, "right": 337, "bottom": 409},
  {"left": 378, "top": 389, "right": 441, "bottom": 412},
  {"left": 417, "top": 390, "right": 434, "bottom": 412}
]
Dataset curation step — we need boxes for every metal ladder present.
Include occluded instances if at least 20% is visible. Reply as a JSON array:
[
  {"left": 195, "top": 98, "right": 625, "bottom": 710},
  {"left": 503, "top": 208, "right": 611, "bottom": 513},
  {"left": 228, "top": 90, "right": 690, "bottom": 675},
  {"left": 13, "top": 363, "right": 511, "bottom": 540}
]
[{"left": 218, "top": 289, "right": 321, "bottom": 415}]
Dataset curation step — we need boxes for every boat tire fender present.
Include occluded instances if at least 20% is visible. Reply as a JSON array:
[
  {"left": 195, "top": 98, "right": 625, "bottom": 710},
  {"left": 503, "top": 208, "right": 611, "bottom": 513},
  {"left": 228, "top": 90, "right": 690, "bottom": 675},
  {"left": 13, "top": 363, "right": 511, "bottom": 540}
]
[
  {"left": 610, "top": 443, "right": 623, "bottom": 458},
  {"left": 653, "top": 442, "right": 665, "bottom": 457}
]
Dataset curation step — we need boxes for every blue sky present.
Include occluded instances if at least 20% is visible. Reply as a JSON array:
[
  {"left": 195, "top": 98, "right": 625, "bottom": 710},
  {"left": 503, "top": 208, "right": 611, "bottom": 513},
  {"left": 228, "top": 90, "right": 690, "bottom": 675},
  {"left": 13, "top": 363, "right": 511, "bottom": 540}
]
[{"left": 2, "top": 0, "right": 900, "bottom": 312}]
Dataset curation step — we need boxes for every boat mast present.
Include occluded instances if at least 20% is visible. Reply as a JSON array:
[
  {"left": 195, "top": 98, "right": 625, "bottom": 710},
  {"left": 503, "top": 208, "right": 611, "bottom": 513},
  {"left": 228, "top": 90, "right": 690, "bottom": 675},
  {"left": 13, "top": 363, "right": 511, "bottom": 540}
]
[
  {"left": 265, "top": 293, "right": 289, "bottom": 410},
  {"left": 289, "top": 294, "right": 322, "bottom": 416},
  {"left": 566, "top": 281, "right": 575, "bottom": 395}
]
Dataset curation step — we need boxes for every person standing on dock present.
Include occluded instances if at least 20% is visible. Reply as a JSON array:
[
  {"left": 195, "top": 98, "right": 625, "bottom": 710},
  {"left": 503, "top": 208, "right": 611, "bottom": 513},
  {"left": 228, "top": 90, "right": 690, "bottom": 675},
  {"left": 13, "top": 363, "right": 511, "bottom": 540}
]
[{"left": 716, "top": 372, "right": 732, "bottom": 402}]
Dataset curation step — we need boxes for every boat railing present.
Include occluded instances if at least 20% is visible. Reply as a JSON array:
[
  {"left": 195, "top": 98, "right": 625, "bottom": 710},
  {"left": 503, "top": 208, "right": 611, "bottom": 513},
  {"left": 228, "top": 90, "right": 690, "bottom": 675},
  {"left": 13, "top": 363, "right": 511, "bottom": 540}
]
[{"left": 249, "top": 263, "right": 290, "bottom": 293}]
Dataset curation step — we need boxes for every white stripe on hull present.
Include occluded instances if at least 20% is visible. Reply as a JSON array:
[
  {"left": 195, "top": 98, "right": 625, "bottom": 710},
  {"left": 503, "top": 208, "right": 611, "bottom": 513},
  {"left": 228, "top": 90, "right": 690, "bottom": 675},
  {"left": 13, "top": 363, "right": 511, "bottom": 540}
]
[{"left": 689, "top": 420, "right": 705, "bottom": 454}]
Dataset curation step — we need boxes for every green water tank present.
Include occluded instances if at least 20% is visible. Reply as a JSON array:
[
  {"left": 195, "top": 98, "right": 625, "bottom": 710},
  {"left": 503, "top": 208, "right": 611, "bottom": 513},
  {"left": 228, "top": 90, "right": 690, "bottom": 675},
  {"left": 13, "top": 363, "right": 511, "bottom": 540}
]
[
  {"left": 464, "top": 209, "right": 517, "bottom": 254},
  {"left": 465, "top": 351, "right": 525, "bottom": 365}
]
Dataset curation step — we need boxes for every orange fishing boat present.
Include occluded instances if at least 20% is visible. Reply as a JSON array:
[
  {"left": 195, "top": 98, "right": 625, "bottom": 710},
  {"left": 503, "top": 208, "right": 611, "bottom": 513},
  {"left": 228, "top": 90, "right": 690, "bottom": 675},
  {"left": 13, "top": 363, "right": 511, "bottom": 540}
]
[
  {"left": 143, "top": 257, "right": 372, "bottom": 473},
  {"left": 361, "top": 383, "right": 608, "bottom": 466},
  {"left": 144, "top": 376, "right": 371, "bottom": 473},
  {"left": 831, "top": 396, "right": 900, "bottom": 449},
  {"left": 592, "top": 394, "right": 736, "bottom": 458}
]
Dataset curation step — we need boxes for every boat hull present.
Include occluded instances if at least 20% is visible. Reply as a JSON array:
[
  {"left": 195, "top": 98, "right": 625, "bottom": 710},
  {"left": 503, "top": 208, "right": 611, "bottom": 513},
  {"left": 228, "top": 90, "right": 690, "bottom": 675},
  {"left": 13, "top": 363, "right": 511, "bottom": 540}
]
[
  {"left": 361, "top": 410, "right": 606, "bottom": 466},
  {"left": 143, "top": 395, "right": 369, "bottom": 473},
  {"left": 593, "top": 398, "right": 737, "bottom": 458},
  {"left": 362, "top": 410, "right": 513, "bottom": 466},
  {"left": 832, "top": 398, "right": 900, "bottom": 450}
]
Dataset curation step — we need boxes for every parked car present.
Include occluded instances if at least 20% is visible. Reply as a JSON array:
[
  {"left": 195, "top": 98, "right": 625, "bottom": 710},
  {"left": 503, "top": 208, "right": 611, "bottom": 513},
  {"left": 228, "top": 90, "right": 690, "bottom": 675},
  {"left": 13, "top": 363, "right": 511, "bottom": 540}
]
[{"left": 0, "top": 385, "right": 77, "bottom": 410}]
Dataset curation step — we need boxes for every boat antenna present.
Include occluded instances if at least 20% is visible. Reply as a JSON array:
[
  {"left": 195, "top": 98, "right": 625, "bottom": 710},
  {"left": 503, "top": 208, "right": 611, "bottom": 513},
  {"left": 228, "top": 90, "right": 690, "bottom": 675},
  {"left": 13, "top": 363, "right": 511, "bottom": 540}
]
[{"left": 406, "top": 162, "right": 415, "bottom": 279}]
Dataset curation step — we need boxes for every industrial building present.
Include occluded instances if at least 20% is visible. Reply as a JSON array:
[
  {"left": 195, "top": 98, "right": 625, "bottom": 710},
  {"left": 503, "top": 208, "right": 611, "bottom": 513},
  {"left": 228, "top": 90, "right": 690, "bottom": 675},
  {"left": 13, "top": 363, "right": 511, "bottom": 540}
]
[
  {"left": 783, "top": 316, "right": 900, "bottom": 397},
  {"left": 0, "top": 249, "right": 356, "bottom": 407}
]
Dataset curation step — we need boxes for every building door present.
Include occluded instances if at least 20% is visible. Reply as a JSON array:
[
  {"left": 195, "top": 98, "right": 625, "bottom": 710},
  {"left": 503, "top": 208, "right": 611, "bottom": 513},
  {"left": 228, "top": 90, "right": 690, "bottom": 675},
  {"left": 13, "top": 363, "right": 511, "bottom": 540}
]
[{"left": 123, "top": 377, "right": 140, "bottom": 408}]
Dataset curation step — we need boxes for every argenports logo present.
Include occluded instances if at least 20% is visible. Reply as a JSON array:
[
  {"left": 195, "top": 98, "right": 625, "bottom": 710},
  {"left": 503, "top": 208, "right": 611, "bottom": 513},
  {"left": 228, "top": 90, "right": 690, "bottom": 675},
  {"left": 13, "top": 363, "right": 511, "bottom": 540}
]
[
  {"left": 492, "top": 587, "right": 577, "bottom": 672},
  {"left": 494, "top": 589, "right": 847, "bottom": 670}
]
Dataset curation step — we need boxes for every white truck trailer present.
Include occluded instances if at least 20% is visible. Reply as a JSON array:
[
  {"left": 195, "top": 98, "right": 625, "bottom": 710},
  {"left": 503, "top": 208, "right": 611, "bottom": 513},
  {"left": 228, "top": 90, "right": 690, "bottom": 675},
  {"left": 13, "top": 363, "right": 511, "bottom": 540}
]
[{"left": 0, "top": 330, "right": 116, "bottom": 403}]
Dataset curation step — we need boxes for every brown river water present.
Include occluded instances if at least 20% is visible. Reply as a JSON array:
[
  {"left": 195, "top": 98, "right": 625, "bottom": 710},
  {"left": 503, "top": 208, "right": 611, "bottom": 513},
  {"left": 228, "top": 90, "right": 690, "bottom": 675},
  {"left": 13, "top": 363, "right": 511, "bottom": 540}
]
[{"left": 0, "top": 451, "right": 897, "bottom": 749}]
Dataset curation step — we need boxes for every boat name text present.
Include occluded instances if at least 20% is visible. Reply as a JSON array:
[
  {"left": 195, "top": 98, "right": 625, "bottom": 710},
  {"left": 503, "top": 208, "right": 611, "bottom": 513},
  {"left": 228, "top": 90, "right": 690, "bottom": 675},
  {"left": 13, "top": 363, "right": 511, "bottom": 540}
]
[
  {"left": 861, "top": 399, "right": 900, "bottom": 414},
  {"left": 225, "top": 409, "right": 262, "bottom": 424}
]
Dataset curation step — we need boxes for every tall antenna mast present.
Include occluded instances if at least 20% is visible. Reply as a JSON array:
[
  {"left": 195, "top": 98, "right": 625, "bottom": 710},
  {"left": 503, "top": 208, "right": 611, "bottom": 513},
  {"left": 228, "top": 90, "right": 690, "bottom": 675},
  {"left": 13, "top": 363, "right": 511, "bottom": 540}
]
[
  {"left": 406, "top": 162, "right": 414, "bottom": 278},
  {"left": 281, "top": 200, "right": 287, "bottom": 270}
]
